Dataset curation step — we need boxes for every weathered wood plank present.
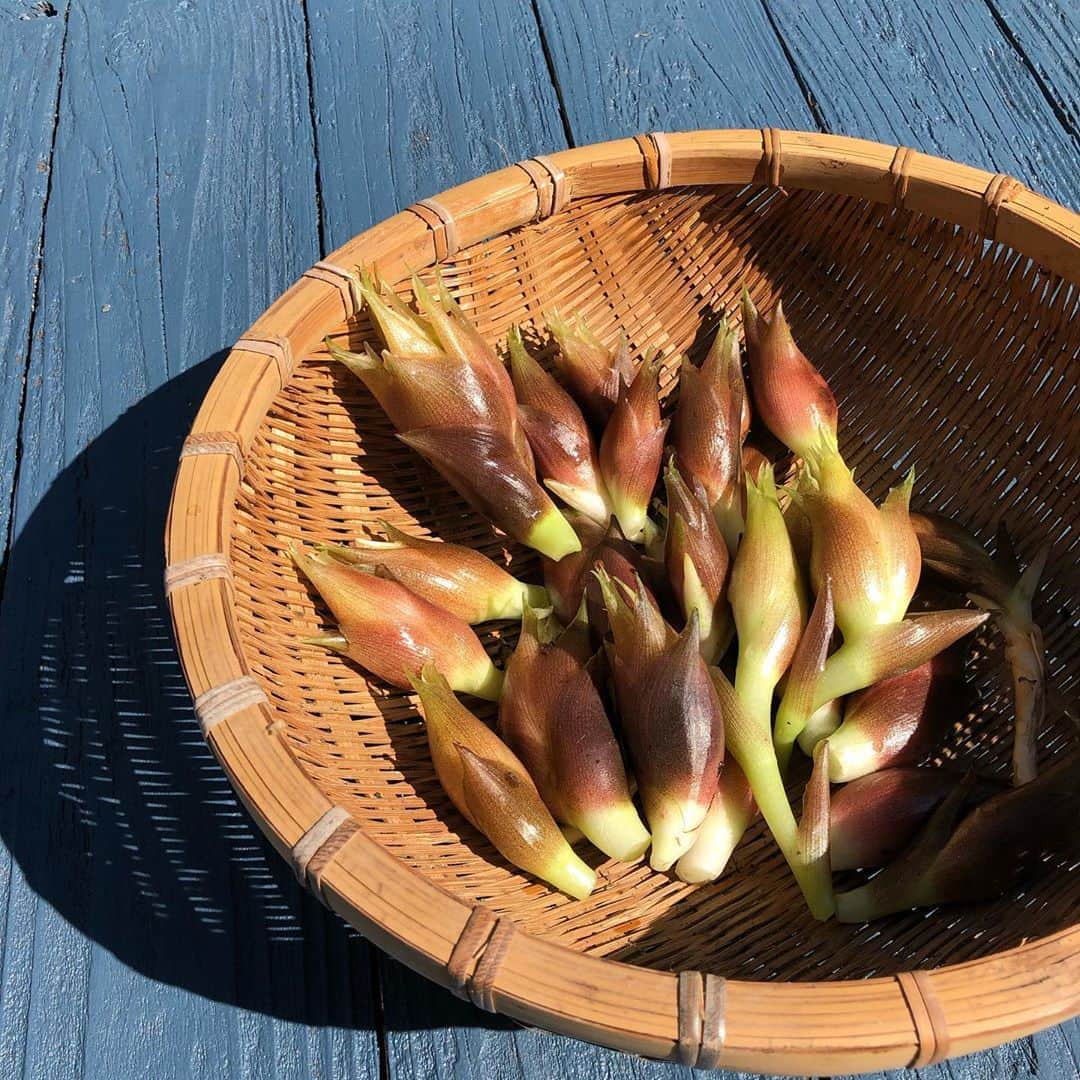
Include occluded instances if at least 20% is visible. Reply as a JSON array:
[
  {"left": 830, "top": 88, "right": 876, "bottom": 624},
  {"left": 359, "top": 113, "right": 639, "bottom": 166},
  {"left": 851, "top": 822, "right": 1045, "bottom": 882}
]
[
  {"left": 0, "top": 1, "right": 380, "bottom": 1078},
  {"left": 530, "top": 0, "right": 818, "bottom": 146},
  {"left": 988, "top": 0, "right": 1080, "bottom": 144},
  {"left": 305, "top": 0, "right": 567, "bottom": 251},
  {"left": 761, "top": 0, "right": 1080, "bottom": 208},
  {"left": 0, "top": 1, "right": 65, "bottom": 564}
]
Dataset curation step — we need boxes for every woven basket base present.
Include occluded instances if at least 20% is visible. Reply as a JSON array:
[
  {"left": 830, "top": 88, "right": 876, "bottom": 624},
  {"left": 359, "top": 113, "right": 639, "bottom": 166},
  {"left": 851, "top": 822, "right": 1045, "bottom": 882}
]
[{"left": 230, "top": 185, "right": 1079, "bottom": 982}]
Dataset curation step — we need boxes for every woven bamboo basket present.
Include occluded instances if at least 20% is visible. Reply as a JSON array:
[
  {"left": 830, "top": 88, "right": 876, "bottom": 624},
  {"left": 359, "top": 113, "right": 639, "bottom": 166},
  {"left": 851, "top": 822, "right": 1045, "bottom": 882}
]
[{"left": 165, "top": 130, "right": 1080, "bottom": 1075}]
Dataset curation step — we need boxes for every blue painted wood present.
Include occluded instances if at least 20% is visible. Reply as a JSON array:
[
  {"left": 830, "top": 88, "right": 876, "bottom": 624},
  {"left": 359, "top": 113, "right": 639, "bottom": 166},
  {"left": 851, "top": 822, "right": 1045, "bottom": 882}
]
[
  {"left": 0, "top": 1, "right": 65, "bottom": 566},
  {"left": 305, "top": 0, "right": 568, "bottom": 252},
  {"left": 760, "top": 0, "right": 1080, "bottom": 210},
  {"left": 988, "top": 0, "right": 1080, "bottom": 147},
  {"left": 530, "top": 0, "right": 818, "bottom": 146},
  {"left": 0, "top": 1, "right": 380, "bottom": 1078}
]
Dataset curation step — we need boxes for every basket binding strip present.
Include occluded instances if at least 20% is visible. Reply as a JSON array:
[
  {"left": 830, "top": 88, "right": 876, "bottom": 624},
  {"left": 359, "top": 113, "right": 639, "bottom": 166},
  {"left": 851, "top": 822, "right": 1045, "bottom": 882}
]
[
  {"left": 165, "top": 130, "right": 1080, "bottom": 1073},
  {"left": 193, "top": 676, "right": 268, "bottom": 738}
]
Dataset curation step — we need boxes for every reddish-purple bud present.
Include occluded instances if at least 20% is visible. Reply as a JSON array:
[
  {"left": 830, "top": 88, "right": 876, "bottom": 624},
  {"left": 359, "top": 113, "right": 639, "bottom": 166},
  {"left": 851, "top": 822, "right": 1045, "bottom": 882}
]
[
  {"left": 621, "top": 614, "right": 725, "bottom": 870},
  {"left": 539, "top": 515, "right": 653, "bottom": 638},
  {"left": 599, "top": 353, "right": 669, "bottom": 542},
  {"left": 663, "top": 460, "right": 731, "bottom": 662},
  {"left": 742, "top": 291, "right": 838, "bottom": 458},
  {"left": 410, "top": 274, "right": 520, "bottom": 435},
  {"left": 595, "top": 567, "right": 677, "bottom": 717},
  {"left": 323, "top": 522, "right": 547, "bottom": 624},
  {"left": 671, "top": 320, "right": 748, "bottom": 550},
  {"left": 798, "top": 451, "right": 920, "bottom": 638},
  {"left": 828, "top": 649, "right": 968, "bottom": 782},
  {"left": 508, "top": 326, "right": 611, "bottom": 524},
  {"left": 499, "top": 607, "right": 649, "bottom": 862},
  {"left": 836, "top": 750, "right": 1079, "bottom": 921},
  {"left": 327, "top": 341, "right": 515, "bottom": 435},
  {"left": 411, "top": 665, "right": 596, "bottom": 898},
  {"left": 585, "top": 527, "right": 653, "bottom": 639},
  {"left": 398, "top": 426, "right": 580, "bottom": 561},
  {"left": 830, "top": 768, "right": 962, "bottom": 871},
  {"left": 291, "top": 545, "right": 502, "bottom": 699},
  {"left": 546, "top": 310, "right": 634, "bottom": 424}
]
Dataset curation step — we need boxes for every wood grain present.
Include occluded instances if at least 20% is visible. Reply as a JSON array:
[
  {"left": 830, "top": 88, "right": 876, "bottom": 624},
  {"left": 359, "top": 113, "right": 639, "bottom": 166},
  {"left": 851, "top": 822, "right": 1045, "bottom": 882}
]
[
  {"left": 760, "top": 0, "right": 1080, "bottom": 209},
  {"left": 0, "top": 1, "right": 66, "bottom": 563},
  {"left": 988, "top": 0, "right": 1080, "bottom": 140},
  {"left": 530, "top": 0, "right": 818, "bottom": 144},
  {"left": 305, "top": 0, "right": 567, "bottom": 251},
  {"left": 0, "top": 1, "right": 378, "bottom": 1078}
]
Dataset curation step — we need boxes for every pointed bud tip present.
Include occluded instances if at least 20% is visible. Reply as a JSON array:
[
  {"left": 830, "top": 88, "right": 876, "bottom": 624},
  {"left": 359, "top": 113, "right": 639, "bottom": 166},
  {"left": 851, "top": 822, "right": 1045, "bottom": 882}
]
[
  {"left": 301, "top": 632, "right": 349, "bottom": 654},
  {"left": 325, "top": 336, "right": 378, "bottom": 372},
  {"left": 740, "top": 284, "right": 757, "bottom": 320},
  {"left": 764, "top": 298, "right": 797, "bottom": 346}
]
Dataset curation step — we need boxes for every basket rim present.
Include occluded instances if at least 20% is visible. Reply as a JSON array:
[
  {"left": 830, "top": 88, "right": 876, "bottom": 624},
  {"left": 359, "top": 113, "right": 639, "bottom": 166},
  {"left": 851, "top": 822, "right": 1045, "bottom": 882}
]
[{"left": 164, "top": 128, "right": 1080, "bottom": 1074}]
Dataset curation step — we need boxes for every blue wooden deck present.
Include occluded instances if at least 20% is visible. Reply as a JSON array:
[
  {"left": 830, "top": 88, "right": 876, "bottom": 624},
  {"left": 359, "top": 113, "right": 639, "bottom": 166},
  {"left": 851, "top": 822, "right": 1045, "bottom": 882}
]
[{"left": 0, "top": 1, "right": 1076, "bottom": 1077}]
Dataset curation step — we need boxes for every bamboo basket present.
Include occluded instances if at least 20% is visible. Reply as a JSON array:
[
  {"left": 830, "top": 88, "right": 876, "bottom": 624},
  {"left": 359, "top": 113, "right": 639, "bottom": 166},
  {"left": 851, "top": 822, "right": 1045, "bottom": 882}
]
[{"left": 165, "top": 130, "right": 1080, "bottom": 1075}]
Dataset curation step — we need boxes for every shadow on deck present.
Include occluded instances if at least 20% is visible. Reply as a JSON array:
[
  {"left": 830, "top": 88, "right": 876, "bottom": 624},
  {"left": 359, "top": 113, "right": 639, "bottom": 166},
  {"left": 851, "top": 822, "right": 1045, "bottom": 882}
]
[{"left": 0, "top": 356, "right": 509, "bottom": 1032}]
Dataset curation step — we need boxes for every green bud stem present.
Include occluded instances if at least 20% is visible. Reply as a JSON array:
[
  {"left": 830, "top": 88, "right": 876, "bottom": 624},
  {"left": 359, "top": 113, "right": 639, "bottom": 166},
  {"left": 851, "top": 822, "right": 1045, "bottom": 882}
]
[
  {"left": 720, "top": 665, "right": 835, "bottom": 920},
  {"left": 739, "top": 748, "right": 835, "bottom": 921}
]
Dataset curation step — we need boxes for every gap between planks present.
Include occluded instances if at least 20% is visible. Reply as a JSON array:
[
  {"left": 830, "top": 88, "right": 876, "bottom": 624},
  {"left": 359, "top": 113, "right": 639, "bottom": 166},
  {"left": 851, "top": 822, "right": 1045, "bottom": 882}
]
[{"left": 0, "top": 0, "right": 71, "bottom": 607}]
